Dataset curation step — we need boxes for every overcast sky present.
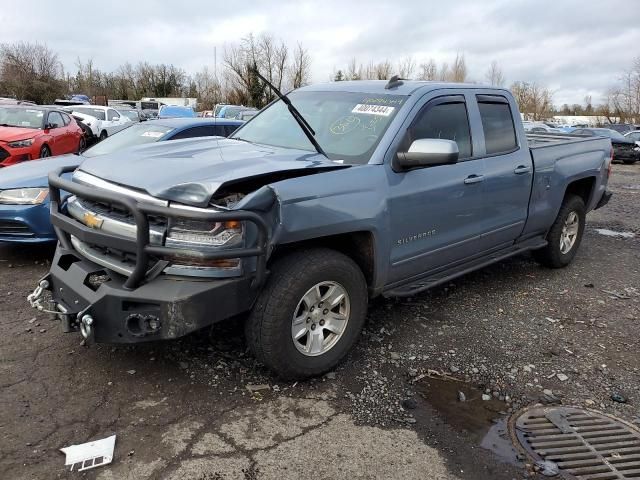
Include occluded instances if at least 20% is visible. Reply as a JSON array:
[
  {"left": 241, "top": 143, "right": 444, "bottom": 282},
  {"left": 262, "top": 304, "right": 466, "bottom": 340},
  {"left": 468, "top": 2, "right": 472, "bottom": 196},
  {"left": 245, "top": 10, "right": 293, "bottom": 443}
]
[{"left": 2, "top": 0, "right": 638, "bottom": 106}]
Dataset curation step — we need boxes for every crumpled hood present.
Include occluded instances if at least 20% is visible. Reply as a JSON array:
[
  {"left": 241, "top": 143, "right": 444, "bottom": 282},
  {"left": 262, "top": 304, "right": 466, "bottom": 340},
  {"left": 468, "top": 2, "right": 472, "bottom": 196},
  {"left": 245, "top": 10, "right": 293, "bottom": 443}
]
[
  {"left": 0, "top": 126, "right": 42, "bottom": 143},
  {"left": 77, "top": 138, "right": 348, "bottom": 206},
  {"left": 0, "top": 155, "right": 81, "bottom": 188}
]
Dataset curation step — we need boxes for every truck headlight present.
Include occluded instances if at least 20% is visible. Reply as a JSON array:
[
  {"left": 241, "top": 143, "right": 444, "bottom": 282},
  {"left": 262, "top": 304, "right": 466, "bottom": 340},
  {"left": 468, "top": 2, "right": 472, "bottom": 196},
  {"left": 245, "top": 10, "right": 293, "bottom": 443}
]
[
  {"left": 0, "top": 187, "right": 49, "bottom": 205},
  {"left": 164, "top": 219, "right": 243, "bottom": 271},
  {"left": 166, "top": 219, "right": 243, "bottom": 247},
  {"left": 7, "top": 138, "right": 34, "bottom": 148}
]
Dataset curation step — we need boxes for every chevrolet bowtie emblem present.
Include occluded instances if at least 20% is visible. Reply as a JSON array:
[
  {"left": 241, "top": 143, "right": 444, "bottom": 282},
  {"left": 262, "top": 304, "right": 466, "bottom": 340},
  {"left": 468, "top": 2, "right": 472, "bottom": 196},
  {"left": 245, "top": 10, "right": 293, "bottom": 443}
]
[{"left": 83, "top": 212, "right": 103, "bottom": 229}]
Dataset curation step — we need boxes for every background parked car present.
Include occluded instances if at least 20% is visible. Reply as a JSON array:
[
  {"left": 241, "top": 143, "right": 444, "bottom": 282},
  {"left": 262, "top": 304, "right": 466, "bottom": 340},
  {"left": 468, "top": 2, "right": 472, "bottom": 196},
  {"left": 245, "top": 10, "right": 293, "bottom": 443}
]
[
  {"left": 0, "top": 105, "right": 83, "bottom": 167},
  {"left": 572, "top": 127, "right": 640, "bottom": 164},
  {"left": 606, "top": 123, "right": 635, "bottom": 134},
  {"left": 158, "top": 105, "right": 197, "bottom": 119},
  {"left": 63, "top": 105, "right": 132, "bottom": 140},
  {"left": 0, "top": 117, "right": 243, "bottom": 243},
  {"left": 624, "top": 130, "right": 640, "bottom": 146},
  {"left": 116, "top": 108, "right": 143, "bottom": 123}
]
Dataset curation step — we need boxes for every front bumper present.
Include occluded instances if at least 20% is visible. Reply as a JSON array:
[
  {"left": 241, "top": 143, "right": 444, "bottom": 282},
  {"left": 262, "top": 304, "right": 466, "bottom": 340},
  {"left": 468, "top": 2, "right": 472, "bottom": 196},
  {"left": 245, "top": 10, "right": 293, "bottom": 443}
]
[
  {"left": 35, "top": 166, "right": 269, "bottom": 343},
  {"left": 0, "top": 201, "right": 56, "bottom": 243},
  {"left": 39, "top": 246, "right": 258, "bottom": 343},
  {"left": 0, "top": 145, "right": 32, "bottom": 167}
]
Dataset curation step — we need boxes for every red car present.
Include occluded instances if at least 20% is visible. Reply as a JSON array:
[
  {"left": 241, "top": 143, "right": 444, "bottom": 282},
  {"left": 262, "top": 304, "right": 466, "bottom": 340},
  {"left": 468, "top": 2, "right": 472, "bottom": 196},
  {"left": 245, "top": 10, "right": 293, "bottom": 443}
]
[{"left": 0, "top": 105, "right": 84, "bottom": 167}]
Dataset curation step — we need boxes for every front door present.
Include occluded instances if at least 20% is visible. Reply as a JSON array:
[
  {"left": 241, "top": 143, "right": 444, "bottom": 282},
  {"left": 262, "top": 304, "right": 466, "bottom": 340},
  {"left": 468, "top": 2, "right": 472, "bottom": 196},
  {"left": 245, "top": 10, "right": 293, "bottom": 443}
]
[{"left": 387, "top": 95, "right": 488, "bottom": 284}]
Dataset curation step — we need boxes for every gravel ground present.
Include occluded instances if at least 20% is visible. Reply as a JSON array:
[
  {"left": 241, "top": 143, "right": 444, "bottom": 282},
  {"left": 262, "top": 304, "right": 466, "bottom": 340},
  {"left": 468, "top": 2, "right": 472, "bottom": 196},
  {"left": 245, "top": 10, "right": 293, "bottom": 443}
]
[{"left": 0, "top": 164, "right": 638, "bottom": 479}]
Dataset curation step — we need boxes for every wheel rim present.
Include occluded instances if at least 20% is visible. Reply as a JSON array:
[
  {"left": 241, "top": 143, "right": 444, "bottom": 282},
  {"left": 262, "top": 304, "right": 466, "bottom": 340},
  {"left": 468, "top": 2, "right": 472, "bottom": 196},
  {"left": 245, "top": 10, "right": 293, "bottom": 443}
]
[
  {"left": 291, "top": 281, "right": 351, "bottom": 357},
  {"left": 40, "top": 148, "right": 49, "bottom": 158},
  {"left": 560, "top": 211, "right": 579, "bottom": 254}
]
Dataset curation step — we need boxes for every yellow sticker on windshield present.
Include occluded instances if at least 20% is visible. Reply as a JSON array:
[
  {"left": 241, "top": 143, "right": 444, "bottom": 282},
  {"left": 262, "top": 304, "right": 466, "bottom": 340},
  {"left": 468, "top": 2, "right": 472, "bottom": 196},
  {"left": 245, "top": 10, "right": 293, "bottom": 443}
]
[{"left": 351, "top": 104, "right": 395, "bottom": 116}]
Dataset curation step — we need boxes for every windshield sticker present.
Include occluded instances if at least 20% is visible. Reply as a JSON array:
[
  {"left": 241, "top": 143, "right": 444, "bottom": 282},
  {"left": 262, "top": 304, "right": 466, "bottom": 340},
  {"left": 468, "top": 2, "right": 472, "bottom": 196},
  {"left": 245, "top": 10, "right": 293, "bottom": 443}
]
[
  {"left": 352, "top": 104, "right": 395, "bottom": 116},
  {"left": 330, "top": 115, "right": 361, "bottom": 135},
  {"left": 360, "top": 97, "right": 405, "bottom": 106},
  {"left": 141, "top": 131, "right": 164, "bottom": 138}
]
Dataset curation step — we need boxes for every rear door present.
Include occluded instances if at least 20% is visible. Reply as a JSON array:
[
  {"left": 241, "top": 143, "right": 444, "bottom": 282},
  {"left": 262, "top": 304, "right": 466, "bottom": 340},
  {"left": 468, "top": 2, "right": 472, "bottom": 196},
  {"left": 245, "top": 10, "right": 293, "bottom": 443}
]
[
  {"left": 386, "top": 94, "right": 488, "bottom": 283},
  {"left": 472, "top": 94, "right": 533, "bottom": 248}
]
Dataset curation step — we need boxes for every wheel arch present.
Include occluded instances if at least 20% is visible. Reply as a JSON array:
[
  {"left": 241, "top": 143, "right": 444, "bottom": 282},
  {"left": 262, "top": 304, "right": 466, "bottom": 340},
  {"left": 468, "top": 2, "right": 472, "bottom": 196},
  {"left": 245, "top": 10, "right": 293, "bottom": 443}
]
[
  {"left": 270, "top": 231, "right": 377, "bottom": 293},
  {"left": 564, "top": 176, "right": 595, "bottom": 206}
]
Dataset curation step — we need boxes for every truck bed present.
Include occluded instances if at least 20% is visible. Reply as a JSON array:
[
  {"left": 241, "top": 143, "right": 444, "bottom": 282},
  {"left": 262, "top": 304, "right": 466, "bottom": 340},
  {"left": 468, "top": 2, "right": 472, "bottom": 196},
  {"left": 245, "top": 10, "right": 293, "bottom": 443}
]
[{"left": 522, "top": 132, "right": 611, "bottom": 237}]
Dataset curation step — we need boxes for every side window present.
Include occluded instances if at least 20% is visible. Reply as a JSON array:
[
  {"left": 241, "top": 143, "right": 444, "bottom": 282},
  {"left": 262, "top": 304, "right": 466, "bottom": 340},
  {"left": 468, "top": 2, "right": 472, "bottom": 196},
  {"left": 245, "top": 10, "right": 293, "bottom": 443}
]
[
  {"left": 224, "top": 125, "right": 239, "bottom": 137},
  {"left": 212, "top": 126, "right": 227, "bottom": 137},
  {"left": 169, "top": 126, "right": 213, "bottom": 140},
  {"left": 404, "top": 101, "right": 472, "bottom": 159},
  {"left": 47, "top": 111, "right": 64, "bottom": 128},
  {"left": 107, "top": 109, "right": 119, "bottom": 121},
  {"left": 60, "top": 112, "right": 71, "bottom": 126},
  {"left": 477, "top": 99, "right": 518, "bottom": 155}
]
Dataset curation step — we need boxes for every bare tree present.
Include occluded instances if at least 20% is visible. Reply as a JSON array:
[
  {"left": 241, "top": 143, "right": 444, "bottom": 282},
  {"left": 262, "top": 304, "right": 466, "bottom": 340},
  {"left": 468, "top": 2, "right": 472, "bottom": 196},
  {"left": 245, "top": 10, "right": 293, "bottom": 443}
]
[
  {"left": 510, "top": 81, "right": 554, "bottom": 120},
  {"left": 0, "top": 42, "right": 65, "bottom": 103},
  {"left": 397, "top": 56, "right": 415, "bottom": 79},
  {"left": 417, "top": 59, "right": 438, "bottom": 81},
  {"left": 289, "top": 43, "right": 311, "bottom": 89},
  {"left": 450, "top": 53, "right": 467, "bottom": 82},
  {"left": 438, "top": 62, "right": 449, "bottom": 82},
  {"left": 485, "top": 60, "right": 505, "bottom": 87}
]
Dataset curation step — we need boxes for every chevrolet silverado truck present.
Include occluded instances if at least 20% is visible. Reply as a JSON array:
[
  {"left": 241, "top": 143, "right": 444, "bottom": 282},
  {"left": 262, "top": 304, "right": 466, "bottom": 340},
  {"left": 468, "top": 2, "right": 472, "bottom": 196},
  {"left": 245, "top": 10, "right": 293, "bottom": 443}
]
[{"left": 29, "top": 77, "right": 613, "bottom": 379}]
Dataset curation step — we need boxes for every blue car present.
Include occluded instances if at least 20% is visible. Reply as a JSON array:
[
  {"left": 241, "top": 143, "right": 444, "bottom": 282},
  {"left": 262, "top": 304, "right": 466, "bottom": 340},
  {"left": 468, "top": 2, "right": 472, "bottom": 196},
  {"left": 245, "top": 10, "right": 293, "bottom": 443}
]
[{"left": 0, "top": 118, "right": 242, "bottom": 243}]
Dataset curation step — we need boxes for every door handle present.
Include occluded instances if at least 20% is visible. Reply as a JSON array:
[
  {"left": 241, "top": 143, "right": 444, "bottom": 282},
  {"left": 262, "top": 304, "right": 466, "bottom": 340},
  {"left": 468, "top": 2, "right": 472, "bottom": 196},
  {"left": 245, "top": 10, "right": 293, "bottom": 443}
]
[
  {"left": 514, "top": 165, "right": 531, "bottom": 174},
  {"left": 464, "top": 174, "right": 484, "bottom": 185}
]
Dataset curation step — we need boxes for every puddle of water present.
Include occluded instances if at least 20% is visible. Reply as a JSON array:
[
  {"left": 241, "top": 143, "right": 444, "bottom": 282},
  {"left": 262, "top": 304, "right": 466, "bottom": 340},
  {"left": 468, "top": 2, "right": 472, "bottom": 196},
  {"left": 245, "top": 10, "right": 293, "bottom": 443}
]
[
  {"left": 417, "top": 377, "right": 522, "bottom": 466},
  {"left": 594, "top": 228, "right": 636, "bottom": 238}
]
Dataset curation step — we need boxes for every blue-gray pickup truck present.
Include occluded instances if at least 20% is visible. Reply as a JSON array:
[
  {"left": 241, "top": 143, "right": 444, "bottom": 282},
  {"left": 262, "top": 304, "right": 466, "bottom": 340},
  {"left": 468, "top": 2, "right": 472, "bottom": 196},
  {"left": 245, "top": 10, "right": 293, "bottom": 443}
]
[{"left": 30, "top": 78, "right": 612, "bottom": 379}]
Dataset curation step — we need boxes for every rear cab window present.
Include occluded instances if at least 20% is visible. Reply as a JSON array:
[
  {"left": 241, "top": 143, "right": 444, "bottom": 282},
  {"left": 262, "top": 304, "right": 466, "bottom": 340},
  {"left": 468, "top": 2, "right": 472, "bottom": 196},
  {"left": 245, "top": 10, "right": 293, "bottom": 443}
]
[{"left": 476, "top": 95, "right": 518, "bottom": 155}]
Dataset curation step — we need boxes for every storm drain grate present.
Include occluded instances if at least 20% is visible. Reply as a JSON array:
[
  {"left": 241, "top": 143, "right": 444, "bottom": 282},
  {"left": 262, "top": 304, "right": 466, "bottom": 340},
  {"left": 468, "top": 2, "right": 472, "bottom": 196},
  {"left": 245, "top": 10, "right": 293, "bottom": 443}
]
[{"left": 510, "top": 406, "right": 640, "bottom": 479}]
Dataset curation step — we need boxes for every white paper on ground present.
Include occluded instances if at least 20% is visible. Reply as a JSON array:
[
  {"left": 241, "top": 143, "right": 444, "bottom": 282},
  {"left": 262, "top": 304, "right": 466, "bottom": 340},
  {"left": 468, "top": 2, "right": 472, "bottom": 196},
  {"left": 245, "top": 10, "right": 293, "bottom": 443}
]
[{"left": 60, "top": 434, "right": 116, "bottom": 471}]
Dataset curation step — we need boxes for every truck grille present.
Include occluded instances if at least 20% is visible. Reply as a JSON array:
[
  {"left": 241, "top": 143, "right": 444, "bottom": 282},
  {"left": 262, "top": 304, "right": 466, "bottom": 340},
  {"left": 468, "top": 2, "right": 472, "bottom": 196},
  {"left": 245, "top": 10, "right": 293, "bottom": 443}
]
[
  {"left": 0, "top": 220, "right": 32, "bottom": 236},
  {"left": 76, "top": 198, "right": 167, "bottom": 228}
]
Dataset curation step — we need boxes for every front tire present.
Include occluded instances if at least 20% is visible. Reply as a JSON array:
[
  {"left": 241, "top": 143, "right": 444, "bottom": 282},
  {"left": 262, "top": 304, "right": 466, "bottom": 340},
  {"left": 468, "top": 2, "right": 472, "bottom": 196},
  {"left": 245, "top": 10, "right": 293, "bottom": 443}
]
[
  {"left": 39, "top": 145, "right": 51, "bottom": 158},
  {"left": 533, "top": 195, "right": 586, "bottom": 268},
  {"left": 245, "top": 248, "right": 368, "bottom": 379},
  {"left": 99, "top": 130, "right": 108, "bottom": 141}
]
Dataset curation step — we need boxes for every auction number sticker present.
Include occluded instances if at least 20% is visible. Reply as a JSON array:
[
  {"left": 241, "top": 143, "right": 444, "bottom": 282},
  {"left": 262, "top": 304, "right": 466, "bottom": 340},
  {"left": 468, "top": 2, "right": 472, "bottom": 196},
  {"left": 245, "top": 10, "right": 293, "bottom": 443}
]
[
  {"left": 351, "top": 104, "right": 395, "bottom": 116},
  {"left": 141, "top": 131, "right": 165, "bottom": 138}
]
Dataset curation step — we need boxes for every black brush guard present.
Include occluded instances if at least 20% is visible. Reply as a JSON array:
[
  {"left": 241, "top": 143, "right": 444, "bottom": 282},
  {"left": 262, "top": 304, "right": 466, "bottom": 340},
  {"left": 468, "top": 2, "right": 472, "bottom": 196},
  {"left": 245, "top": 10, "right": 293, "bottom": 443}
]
[{"left": 48, "top": 166, "right": 269, "bottom": 290}]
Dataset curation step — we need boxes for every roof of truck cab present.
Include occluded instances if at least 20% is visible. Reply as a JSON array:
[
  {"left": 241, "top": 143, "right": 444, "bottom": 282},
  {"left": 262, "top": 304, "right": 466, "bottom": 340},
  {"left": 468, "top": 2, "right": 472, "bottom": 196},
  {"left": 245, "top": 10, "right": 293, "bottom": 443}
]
[{"left": 298, "top": 80, "right": 502, "bottom": 96}]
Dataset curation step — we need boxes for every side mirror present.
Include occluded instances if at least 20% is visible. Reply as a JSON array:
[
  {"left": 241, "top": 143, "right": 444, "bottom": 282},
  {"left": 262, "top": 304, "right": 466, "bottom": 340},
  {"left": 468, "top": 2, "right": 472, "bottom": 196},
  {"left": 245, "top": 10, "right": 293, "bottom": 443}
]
[
  {"left": 395, "top": 138, "right": 459, "bottom": 170},
  {"left": 112, "top": 116, "right": 120, "bottom": 121}
]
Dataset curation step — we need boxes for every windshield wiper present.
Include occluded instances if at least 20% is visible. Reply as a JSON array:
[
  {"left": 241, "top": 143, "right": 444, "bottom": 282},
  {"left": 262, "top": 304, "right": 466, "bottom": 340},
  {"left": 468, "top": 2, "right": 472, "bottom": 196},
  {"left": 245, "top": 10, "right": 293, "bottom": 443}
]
[{"left": 252, "top": 67, "right": 327, "bottom": 158}]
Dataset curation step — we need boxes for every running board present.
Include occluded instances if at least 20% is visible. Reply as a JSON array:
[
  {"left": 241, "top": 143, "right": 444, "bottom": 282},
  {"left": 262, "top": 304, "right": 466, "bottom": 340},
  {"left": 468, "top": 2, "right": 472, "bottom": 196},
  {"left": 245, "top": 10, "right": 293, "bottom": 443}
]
[{"left": 384, "top": 238, "right": 547, "bottom": 298}]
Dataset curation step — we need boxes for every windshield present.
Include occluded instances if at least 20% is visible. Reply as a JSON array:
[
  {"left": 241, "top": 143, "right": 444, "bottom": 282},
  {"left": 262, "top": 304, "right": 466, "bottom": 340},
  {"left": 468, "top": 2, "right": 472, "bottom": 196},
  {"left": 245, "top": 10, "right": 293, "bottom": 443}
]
[
  {"left": 72, "top": 107, "right": 106, "bottom": 120},
  {"left": 233, "top": 91, "right": 406, "bottom": 164},
  {"left": 0, "top": 107, "right": 44, "bottom": 128},
  {"left": 82, "top": 123, "right": 174, "bottom": 158}
]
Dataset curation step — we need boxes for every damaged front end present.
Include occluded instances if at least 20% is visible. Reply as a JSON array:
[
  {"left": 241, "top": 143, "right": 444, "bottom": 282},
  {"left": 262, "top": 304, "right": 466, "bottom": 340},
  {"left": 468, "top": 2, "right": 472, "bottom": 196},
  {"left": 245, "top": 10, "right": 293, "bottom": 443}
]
[{"left": 30, "top": 165, "right": 272, "bottom": 343}]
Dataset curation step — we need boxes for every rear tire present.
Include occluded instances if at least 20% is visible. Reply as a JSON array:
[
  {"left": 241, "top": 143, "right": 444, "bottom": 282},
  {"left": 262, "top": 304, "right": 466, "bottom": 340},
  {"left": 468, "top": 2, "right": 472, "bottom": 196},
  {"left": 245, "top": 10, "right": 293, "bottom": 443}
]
[
  {"left": 99, "top": 130, "right": 108, "bottom": 141},
  {"left": 78, "top": 136, "right": 86, "bottom": 153},
  {"left": 39, "top": 145, "right": 51, "bottom": 158},
  {"left": 533, "top": 195, "right": 586, "bottom": 268},
  {"left": 245, "top": 248, "right": 368, "bottom": 379}
]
